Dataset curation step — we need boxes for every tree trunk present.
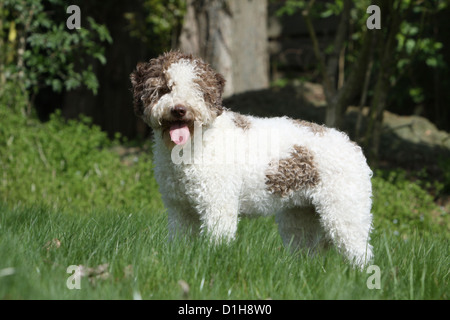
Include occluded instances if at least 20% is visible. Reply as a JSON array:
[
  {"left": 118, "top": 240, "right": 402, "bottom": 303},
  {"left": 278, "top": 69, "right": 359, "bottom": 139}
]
[
  {"left": 302, "top": 0, "right": 373, "bottom": 129},
  {"left": 332, "top": 29, "right": 375, "bottom": 128},
  {"left": 179, "top": 0, "right": 269, "bottom": 97},
  {"left": 364, "top": 0, "right": 401, "bottom": 164}
]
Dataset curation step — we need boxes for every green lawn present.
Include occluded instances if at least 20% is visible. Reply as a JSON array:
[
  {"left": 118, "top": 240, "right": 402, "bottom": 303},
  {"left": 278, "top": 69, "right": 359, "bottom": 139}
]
[
  {"left": 0, "top": 205, "right": 447, "bottom": 300},
  {"left": 0, "top": 108, "right": 448, "bottom": 300}
]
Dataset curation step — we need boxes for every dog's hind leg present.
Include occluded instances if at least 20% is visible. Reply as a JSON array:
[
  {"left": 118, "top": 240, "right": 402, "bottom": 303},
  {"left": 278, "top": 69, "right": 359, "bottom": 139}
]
[
  {"left": 276, "top": 206, "right": 328, "bottom": 255},
  {"left": 312, "top": 186, "right": 373, "bottom": 269}
]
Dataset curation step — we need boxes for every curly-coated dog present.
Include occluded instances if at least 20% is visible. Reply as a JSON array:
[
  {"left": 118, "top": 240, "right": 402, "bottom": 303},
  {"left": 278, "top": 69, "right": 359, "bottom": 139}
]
[{"left": 130, "top": 51, "right": 373, "bottom": 269}]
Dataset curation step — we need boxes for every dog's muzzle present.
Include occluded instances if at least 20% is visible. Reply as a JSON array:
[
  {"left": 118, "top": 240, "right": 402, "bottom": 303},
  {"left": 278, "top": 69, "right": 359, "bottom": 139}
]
[{"left": 171, "top": 104, "right": 187, "bottom": 119}]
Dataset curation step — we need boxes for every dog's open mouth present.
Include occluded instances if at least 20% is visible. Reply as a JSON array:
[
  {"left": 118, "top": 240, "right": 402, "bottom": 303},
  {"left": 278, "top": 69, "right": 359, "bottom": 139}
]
[{"left": 169, "top": 121, "right": 190, "bottom": 145}]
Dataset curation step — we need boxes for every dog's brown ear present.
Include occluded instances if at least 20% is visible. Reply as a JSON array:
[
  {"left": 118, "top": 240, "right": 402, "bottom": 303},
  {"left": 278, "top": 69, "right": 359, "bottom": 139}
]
[
  {"left": 130, "top": 62, "right": 148, "bottom": 117},
  {"left": 131, "top": 56, "right": 166, "bottom": 118},
  {"left": 215, "top": 72, "right": 226, "bottom": 98},
  {"left": 212, "top": 72, "right": 226, "bottom": 115}
]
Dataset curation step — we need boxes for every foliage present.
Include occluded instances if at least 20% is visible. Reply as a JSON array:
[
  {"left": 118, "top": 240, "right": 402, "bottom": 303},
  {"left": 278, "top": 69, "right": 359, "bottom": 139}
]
[
  {"left": 387, "top": 1, "right": 447, "bottom": 104},
  {"left": 0, "top": 106, "right": 162, "bottom": 213},
  {"left": 124, "top": 0, "right": 186, "bottom": 53},
  {"left": 438, "top": 158, "right": 450, "bottom": 195},
  {"left": 0, "top": 0, "right": 112, "bottom": 103},
  {"left": 371, "top": 170, "right": 447, "bottom": 238},
  {"left": 274, "top": 0, "right": 449, "bottom": 133},
  {"left": 276, "top": 0, "right": 346, "bottom": 18},
  {"left": 276, "top": 0, "right": 448, "bottom": 99}
]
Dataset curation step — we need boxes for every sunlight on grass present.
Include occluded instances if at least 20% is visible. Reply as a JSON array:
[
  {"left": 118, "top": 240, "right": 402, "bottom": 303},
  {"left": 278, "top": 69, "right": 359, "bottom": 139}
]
[
  {"left": 0, "top": 206, "right": 448, "bottom": 299},
  {"left": 0, "top": 108, "right": 448, "bottom": 300}
]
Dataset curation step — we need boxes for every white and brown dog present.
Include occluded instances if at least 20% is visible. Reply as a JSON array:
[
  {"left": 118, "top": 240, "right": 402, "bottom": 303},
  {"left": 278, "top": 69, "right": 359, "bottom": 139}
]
[{"left": 131, "top": 51, "right": 373, "bottom": 269}]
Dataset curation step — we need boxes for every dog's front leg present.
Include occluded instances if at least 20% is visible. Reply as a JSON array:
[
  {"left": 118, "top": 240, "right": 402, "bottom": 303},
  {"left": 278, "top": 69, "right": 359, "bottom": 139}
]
[
  {"left": 194, "top": 178, "right": 240, "bottom": 244},
  {"left": 198, "top": 199, "right": 239, "bottom": 244}
]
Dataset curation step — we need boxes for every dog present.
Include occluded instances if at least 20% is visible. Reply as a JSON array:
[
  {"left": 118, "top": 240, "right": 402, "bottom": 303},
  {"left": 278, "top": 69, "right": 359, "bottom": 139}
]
[{"left": 130, "top": 51, "right": 373, "bottom": 269}]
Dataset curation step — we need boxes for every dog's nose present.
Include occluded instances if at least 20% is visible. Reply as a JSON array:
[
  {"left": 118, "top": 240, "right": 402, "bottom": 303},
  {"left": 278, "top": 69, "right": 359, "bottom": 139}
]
[{"left": 171, "top": 104, "right": 187, "bottom": 119}]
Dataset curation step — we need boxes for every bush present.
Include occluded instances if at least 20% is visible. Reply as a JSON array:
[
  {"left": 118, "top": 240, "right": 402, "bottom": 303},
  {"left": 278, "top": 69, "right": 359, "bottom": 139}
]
[
  {"left": 0, "top": 106, "right": 162, "bottom": 213},
  {"left": 0, "top": 0, "right": 112, "bottom": 106},
  {"left": 371, "top": 170, "right": 447, "bottom": 238}
]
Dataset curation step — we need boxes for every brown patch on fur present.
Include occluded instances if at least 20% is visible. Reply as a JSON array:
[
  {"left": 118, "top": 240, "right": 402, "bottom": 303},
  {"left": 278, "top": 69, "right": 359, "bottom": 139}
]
[
  {"left": 192, "top": 58, "right": 225, "bottom": 116},
  {"left": 130, "top": 51, "right": 192, "bottom": 117},
  {"left": 130, "top": 50, "right": 226, "bottom": 119},
  {"left": 265, "top": 145, "right": 320, "bottom": 197},
  {"left": 292, "top": 119, "right": 327, "bottom": 135},
  {"left": 232, "top": 112, "right": 251, "bottom": 130}
]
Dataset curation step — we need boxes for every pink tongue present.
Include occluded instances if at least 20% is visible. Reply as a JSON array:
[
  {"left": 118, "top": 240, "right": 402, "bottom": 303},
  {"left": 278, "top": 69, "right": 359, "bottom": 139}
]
[{"left": 169, "top": 123, "right": 190, "bottom": 145}]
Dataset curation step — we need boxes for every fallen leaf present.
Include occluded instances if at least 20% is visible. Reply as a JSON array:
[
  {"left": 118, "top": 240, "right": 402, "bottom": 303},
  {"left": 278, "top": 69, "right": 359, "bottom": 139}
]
[{"left": 44, "top": 238, "right": 61, "bottom": 251}]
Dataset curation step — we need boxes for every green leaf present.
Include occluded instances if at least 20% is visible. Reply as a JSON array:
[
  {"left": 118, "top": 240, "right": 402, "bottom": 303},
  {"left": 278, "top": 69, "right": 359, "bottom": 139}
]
[
  {"left": 65, "top": 77, "right": 81, "bottom": 91},
  {"left": 425, "top": 57, "right": 438, "bottom": 68},
  {"left": 320, "top": 9, "right": 333, "bottom": 18},
  {"left": 51, "top": 79, "right": 62, "bottom": 92},
  {"left": 405, "top": 39, "right": 416, "bottom": 54},
  {"left": 93, "top": 52, "right": 107, "bottom": 65}
]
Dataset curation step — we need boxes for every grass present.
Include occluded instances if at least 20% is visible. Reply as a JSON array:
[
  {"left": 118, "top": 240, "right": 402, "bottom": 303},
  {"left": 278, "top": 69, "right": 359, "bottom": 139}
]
[
  {"left": 1, "top": 205, "right": 448, "bottom": 300},
  {"left": 0, "top": 106, "right": 448, "bottom": 300},
  {"left": 0, "top": 108, "right": 162, "bottom": 213}
]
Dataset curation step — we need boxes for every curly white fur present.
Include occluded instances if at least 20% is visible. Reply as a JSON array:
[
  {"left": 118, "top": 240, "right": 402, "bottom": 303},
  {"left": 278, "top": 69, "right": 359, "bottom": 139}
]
[{"left": 131, "top": 51, "right": 374, "bottom": 269}]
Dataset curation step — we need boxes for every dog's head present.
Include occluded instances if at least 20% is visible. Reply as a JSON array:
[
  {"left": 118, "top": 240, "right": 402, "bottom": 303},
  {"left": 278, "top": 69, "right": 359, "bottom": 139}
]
[{"left": 130, "top": 51, "right": 225, "bottom": 145}]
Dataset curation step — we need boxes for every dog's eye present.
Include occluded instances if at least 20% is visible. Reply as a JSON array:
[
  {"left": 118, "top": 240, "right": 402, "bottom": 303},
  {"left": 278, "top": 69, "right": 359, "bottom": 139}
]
[
  {"left": 143, "top": 84, "right": 170, "bottom": 105},
  {"left": 158, "top": 86, "right": 170, "bottom": 95},
  {"left": 147, "top": 86, "right": 169, "bottom": 96}
]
